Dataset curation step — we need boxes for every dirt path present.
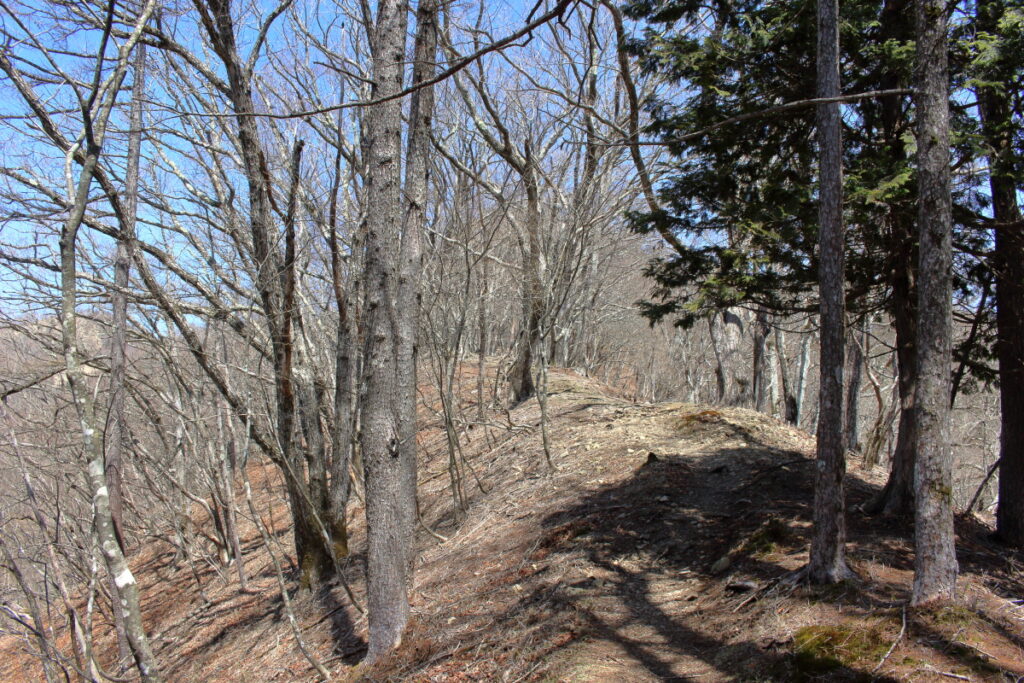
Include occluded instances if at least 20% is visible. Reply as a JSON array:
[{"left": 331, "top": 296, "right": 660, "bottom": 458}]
[
  {"left": 384, "top": 371, "right": 1024, "bottom": 682},
  {"left": 3, "top": 368, "right": 1021, "bottom": 682}
]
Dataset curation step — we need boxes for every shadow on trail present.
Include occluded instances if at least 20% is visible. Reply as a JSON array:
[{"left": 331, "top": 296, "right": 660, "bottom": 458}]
[{"left": 530, "top": 417, "right": 912, "bottom": 681}]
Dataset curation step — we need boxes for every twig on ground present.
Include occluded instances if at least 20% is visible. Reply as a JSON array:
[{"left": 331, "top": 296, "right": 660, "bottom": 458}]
[
  {"left": 871, "top": 604, "right": 906, "bottom": 675},
  {"left": 923, "top": 665, "right": 970, "bottom": 680}
]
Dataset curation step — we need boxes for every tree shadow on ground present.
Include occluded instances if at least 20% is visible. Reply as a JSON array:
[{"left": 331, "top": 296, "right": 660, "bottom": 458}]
[
  {"left": 316, "top": 553, "right": 367, "bottom": 665},
  {"left": 525, "top": 416, "right": 1021, "bottom": 681}
]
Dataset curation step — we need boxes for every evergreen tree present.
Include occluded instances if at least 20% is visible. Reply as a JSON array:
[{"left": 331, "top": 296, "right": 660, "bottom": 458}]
[{"left": 624, "top": 0, "right": 994, "bottom": 516}]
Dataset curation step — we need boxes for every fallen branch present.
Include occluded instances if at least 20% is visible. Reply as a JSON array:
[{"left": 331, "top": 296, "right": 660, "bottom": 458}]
[
  {"left": 871, "top": 605, "right": 906, "bottom": 675},
  {"left": 923, "top": 665, "right": 970, "bottom": 681}
]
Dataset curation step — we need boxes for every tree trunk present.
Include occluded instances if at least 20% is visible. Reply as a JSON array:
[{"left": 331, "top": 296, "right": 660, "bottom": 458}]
[
  {"left": 808, "top": 0, "right": 852, "bottom": 584},
  {"left": 396, "top": 0, "right": 437, "bottom": 581},
  {"left": 911, "top": 0, "right": 958, "bottom": 604},
  {"left": 710, "top": 309, "right": 747, "bottom": 406},
  {"left": 106, "top": 40, "right": 146, "bottom": 662},
  {"left": 361, "top": 0, "right": 412, "bottom": 658},
  {"left": 795, "top": 319, "right": 814, "bottom": 425},
  {"left": 195, "top": 0, "right": 341, "bottom": 585},
  {"left": 976, "top": 0, "right": 1024, "bottom": 547},
  {"left": 509, "top": 165, "right": 545, "bottom": 404},
  {"left": 752, "top": 309, "right": 771, "bottom": 413},
  {"left": 775, "top": 328, "right": 799, "bottom": 424},
  {"left": 867, "top": 0, "right": 917, "bottom": 518},
  {"left": 477, "top": 259, "right": 489, "bottom": 422},
  {"left": 328, "top": 177, "right": 356, "bottom": 563},
  {"left": 61, "top": 108, "right": 163, "bottom": 683},
  {"left": 845, "top": 319, "right": 866, "bottom": 453}
]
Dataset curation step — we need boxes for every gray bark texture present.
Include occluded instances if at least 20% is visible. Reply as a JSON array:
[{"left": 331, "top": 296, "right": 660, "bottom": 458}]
[
  {"left": 106, "top": 40, "right": 146, "bottom": 662},
  {"left": 361, "top": 0, "right": 413, "bottom": 658},
  {"left": 752, "top": 310, "right": 771, "bottom": 412},
  {"left": 55, "top": 6, "right": 162, "bottom": 677},
  {"left": 509, "top": 162, "right": 545, "bottom": 404},
  {"left": 844, "top": 321, "right": 865, "bottom": 452},
  {"left": 808, "top": 0, "right": 852, "bottom": 584},
  {"left": 709, "top": 309, "right": 747, "bottom": 406},
  {"left": 398, "top": 0, "right": 438, "bottom": 579},
  {"left": 911, "top": 0, "right": 958, "bottom": 605}
]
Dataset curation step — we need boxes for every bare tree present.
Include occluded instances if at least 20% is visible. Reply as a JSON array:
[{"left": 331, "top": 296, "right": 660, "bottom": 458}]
[
  {"left": 50, "top": 0, "right": 162, "bottom": 677},
  {"left": 360, "top": 0, "right": 415, "bottom": 657}
]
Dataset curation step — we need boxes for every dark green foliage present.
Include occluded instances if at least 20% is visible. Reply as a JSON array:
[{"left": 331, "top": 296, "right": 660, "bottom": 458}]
[
  {"left": 626, "top": 0, "right": 821, "bottom": 327},
  {"left": 623, "top": 0, "right": 1007, "bottom": 391}
]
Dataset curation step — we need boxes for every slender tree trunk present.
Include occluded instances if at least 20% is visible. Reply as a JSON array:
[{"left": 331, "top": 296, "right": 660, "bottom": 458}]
[
  {"left": 868, "top": 0, "right": 917, "bottom": 517},
  {"left": 911, "top": 0, "right": 958, "bottom": 604},
  {"left": 328, "top": 143, "right": 355, "bottom": 561},
  {"left": 795, "top": 320, "right": 814, "bottom": 425},
  {"left": 477, "top": 259, "right": 489, "bottom": 422},
  {"left": 845, "top": 319, "right": 866, "bottom": 453},
  {"left": 106, "top": 40, "right": 146, "bottom": 663},
  {"left": 219, "top": 405, "right": 247, "bottom": 590},
  {"left": 361, "top": 0, "right": 412, "bottom": 658},
  {"left": 976, "top": 0, "right": 1024, "bottom": 547},
  {"left": 61, "top": 119, "right": 163, "bottom": 683},
  {"left": 752, "top": 309, "right": 771, "bottom": 412},
  {"left": 397, "top": 0, "right": 437, "bottom": 582},
  {"left": 52, "top": 6, "right": 162, "bottom": 675},
  {"left": 776, "top": 328, "right": 799, "bottom": 424},
  {"left": 808, "top": 0, "right": 852, "bottom": 583},
  {"left": 0, "top": 530, "right": 58, "bottom": 683}
]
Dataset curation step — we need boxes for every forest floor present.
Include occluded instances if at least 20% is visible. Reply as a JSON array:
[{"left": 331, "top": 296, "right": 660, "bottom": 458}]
[{"left": 2, "top": 365, "right": 1023, "bottom": 681}]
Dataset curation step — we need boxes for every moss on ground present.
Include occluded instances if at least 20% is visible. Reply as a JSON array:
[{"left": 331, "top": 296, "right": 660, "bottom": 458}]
[{"left": 792, "top": 623, "right": 890, "bottom": 676}]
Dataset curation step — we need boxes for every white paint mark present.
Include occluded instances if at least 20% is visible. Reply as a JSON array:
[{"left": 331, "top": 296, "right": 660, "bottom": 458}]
[
  {"left": 114, "top": 568, "right": 135, "bottom": 588},
  {"left": 95, "top": 486, "right": 108, "bottom": 499}
]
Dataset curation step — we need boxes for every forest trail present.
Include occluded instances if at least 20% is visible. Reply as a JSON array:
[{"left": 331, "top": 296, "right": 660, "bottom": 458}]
[{"left": 2, "top": 366, "right": 1022, "bottom": 681}]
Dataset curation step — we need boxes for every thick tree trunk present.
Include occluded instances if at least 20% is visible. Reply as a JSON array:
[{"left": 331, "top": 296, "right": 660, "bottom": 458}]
[
  {"left": 808, "top": 0, "right": 852, "bottom": 584},
  {"left": 911, "top": 0, "right": 958, "bottom": 604},
  {"left": 977, "top": 0, "right": 1024, "bottom": 547},
  {"left": 294, "top": 369, "right": 336, "bottom": 589},
  {"left": 196, "top": 0, "right": 341, "bottom": 585},
  {"left": 509, "top": 171, "right": 545, "bottom": 404},
  {"left": 710, "top": 309, "right": 747, "bottom": 406},
  {"left": 361, "top": 0, "right": 412, "bottom": 658}
]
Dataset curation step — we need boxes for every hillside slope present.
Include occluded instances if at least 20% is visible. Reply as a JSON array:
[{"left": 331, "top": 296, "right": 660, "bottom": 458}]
[{"left": 3, "top": 367, "right": 1022, "bottom": 681}]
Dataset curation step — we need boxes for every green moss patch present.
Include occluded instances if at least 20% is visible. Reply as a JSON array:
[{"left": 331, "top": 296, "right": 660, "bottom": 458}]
[{"left": 792, "top": 623, "right": 890, "bottom": 675}]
